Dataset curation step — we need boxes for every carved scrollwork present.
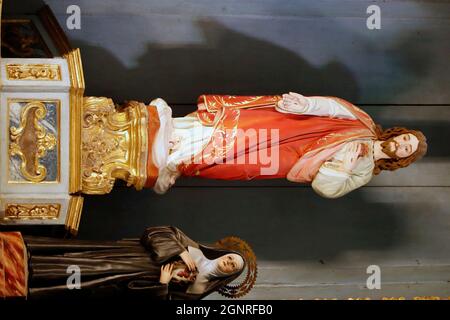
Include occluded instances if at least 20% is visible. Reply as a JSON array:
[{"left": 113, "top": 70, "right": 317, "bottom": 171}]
[
  {"left": 5, "top": 203, "right": 60, "bottom": 220},
  {"left": 9, "top": 101, "right": 57, "bottom": 183},
  {"left": 6, "top": 64, "right": 61, "bottom": 80},
  {"left": 81, "top": 97, "right": 148, "bottom": 194}
]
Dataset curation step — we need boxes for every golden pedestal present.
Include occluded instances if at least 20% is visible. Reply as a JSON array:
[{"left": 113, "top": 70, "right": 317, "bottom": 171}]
[{"left": 81, "top": 98, "right": 148, "bottom": 195}]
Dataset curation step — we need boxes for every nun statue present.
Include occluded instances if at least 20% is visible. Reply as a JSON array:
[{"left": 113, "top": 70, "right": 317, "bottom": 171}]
[{"left": 0, "top": 226, "right": 257, "bottom": 300}]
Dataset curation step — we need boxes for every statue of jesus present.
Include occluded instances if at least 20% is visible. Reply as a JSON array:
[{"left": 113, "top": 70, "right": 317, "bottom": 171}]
[{"left": 143, "top": 92, "right": 427, "bottom": 198}]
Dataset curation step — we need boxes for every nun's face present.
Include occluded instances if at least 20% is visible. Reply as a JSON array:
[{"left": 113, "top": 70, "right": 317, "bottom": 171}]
[{"left": 218, "top": 254, "right": 242, "bottom": 274}]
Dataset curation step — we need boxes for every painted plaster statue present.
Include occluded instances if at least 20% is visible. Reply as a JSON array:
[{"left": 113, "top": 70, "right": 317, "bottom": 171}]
[
  {"left": 0, "top": 227, "right": 257, "bottom": 300},
  {"left": 142, "top": 92, "right": 427, "bottom": 198}
]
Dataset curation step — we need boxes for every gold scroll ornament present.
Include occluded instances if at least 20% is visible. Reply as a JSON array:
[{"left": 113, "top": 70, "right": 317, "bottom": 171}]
[
  {"left": 6, "top": 64, "right": 62, "bottom": 80},
  {"left": 81, "top": 97, "right": 148, "bottom": 194},
  {"left": 4, "top": 203, "right": 60, "bottom": 220},
  {"left": 9, "top": 101, "right": 57, "bottom": 182}
]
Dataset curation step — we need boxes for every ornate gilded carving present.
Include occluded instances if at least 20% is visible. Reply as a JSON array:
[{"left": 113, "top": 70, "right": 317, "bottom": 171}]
[
  {"left": 4, "top": 203, "right": 60, "bottom": 220},
  {"left": 65, "top": 49, "right": 85, "bottom": 193},
  {"left": 6, "top": 63, "right": 61, "bottom": 80},
  {"left": 81, "top": 97, "right": 148, "bottom": 194},
  {"left": 65, "top": 196, "right": 84, "bottom": 236},
  {"left": 9, "top": 101, "right": 57, "bottom": 183}
]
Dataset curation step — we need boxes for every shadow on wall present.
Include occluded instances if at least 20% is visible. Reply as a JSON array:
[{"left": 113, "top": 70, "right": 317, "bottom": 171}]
[
  {"left": 75, "top": 19, "right": 360, "bottom": 104},
  {"left": 75, "top": 19, "right": 446, "bottom": 159},
  {"left": 80, "top": 186, "right": 408, "bottom": 261},
  {"left": 74, "top": 18, "right": 435, "bottom": 106}
]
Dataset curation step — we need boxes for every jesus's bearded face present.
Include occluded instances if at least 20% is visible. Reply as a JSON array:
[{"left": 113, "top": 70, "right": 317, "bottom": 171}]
[{"left": 381, "top": 133, "right": 419, "bottom": 159}]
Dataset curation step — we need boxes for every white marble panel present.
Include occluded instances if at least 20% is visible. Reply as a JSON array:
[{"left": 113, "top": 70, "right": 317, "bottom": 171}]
[
  {"left": 8, "top": 100, "right": 59, "bottom": 182},
  {"left": 0, "top": 91, "right": 70, "bottom": 194}
]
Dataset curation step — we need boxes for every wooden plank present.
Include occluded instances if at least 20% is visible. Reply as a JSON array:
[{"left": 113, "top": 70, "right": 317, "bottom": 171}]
[
  {"left": 248, "top": 261, "right": 450, "bottom": 285},
  {"left": 79, "top": 187, "right": 450, "bottom": 262},
  {"left": 207, "top": 282, "right": 450, "bottom": 300},
  {"left": 44, "top": 0, "right": 450, "bottom": 19},
  {"left": 207, "top": 261, "right": 450, "bottom": 299},
  {"left": 33, "top": 0, "right": 450, "bottom": 104}
]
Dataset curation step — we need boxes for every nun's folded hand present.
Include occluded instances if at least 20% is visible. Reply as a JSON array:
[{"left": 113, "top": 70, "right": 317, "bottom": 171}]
[
  {"left": 159, "top": 263, "right": 174, "bottom": 284},
  {"left": 180, "top": 250, "right": 197, "bottom": 271}
]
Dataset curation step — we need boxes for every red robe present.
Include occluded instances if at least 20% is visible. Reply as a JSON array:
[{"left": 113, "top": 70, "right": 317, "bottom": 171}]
[{"left": 179, "top": 95, "right": 378, "bottom": 182}]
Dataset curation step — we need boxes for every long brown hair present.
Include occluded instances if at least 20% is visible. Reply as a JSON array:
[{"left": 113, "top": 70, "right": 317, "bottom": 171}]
[{"left": 373, "top": 126, "right": 427, "bottom": 175}]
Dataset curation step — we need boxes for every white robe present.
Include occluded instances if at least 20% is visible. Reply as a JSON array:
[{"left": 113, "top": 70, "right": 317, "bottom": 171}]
[{"left": 311, "top": 139, "right": 374, "bottom": 199}]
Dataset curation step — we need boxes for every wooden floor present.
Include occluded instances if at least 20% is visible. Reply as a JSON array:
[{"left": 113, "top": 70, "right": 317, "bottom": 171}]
[{"left": 208, "top": 261, "right": 450, "bottom": 299}]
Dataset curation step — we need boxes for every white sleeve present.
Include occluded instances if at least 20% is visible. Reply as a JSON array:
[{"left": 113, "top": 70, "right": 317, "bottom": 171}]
[
  {"left": 278, "top": 96, "right": 357, "bottom": 119},
  {"left": 311, "top": 160, "right": 373, "bottom": 199},
  {"left": 151, "top": 98, "right": 173, "bottom": 170}
]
